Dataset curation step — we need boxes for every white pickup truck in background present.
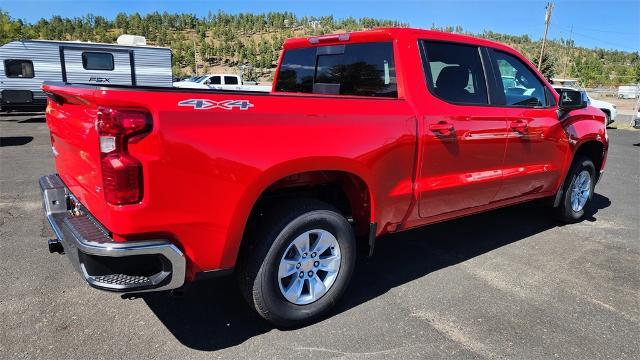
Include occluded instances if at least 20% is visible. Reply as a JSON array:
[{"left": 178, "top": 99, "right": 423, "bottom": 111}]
[
  {"left": 553, "top": 86, "right": 617, "bottom": 125},
  {"left": 589, "top": 95, "right": 617, "bottom": 125},
  {"left": 173, "top": 74, "right": 271, "bottom": 92}
]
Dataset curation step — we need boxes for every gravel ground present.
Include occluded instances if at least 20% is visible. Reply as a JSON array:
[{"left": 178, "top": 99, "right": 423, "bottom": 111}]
[{"left": 1, "top": 112, "right": 638, "bottom": 360}]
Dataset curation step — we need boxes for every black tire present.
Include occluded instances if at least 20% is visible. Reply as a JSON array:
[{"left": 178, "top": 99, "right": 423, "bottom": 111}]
[
  {"left": 553, "top": 155, "right": 596, "bottom": 223},
  {"left": 237, "top": 199, "right": 356, "bottom": 327},
  {"left": 603, "top": 111, "right": 612, "bottom": 125}
]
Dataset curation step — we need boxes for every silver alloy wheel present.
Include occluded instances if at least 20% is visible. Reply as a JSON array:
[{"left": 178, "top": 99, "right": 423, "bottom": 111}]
[
  {"left": 570, "top": 170, "right": 592, "bottom": 212},
  {"left": 277, "top": 229, "right": 341, "bottom": 305}
]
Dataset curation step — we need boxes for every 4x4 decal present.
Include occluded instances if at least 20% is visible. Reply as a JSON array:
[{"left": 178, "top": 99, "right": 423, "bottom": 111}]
[{"left": 178, "top": 99, "right": 254, "bottom": 110}]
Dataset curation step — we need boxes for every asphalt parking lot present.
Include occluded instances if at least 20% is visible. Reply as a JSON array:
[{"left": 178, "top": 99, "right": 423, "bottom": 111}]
[{"left": 1, "top": 112, "right": 638, "bottom": 359}]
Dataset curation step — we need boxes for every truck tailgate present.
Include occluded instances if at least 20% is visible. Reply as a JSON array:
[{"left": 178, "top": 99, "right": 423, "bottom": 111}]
[{"left": 43, "top": 84, "right": 105, "bottom": 218}]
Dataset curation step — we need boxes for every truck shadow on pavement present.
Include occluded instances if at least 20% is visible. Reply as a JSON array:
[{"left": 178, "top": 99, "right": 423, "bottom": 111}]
[
  {"left": 0, "top": 136, "right": 34, "bottom": 147},
  {"left": 0, "top": 115, "right": 46, "bottom": 123},
  {"left": 0, "top": 112, "right": 44, "bottom": 117},
  {"left": 141, "top": 193, "right": 610, "bottom": 351},
  {"left": 16, "top": 117, "right": 46, "bottom": 123}
]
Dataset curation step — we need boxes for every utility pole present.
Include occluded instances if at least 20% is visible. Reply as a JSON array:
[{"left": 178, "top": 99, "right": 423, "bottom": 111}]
[
  {"left": 633, "top": 95, "right": 640, "bottom": 128},
  {"left": 193, "top": 40, "right": 198, "bottom": 76},
  {"left": 538, "top": 2, "right": 554, "bottom": 70},
  {"left": 562, "top": 24, "right": 573, "bottom": 78},
  {"left": 239, "top": 64, "right": 246, "bottom": 81}
]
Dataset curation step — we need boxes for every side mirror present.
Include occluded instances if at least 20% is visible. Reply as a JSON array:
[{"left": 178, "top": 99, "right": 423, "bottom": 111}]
[{"left": 558, "top": 89, "right": 587, "bottom": 110}]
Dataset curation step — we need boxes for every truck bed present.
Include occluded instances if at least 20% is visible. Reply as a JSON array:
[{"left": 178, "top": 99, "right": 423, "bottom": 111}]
[{"left": 42, "top": 81, "right": 417, "bottom": 277}]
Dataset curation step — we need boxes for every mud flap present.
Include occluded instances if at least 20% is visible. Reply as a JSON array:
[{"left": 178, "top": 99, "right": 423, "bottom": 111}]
[{"left": 368, "top": 222, "right": 377, "bottom": 257}]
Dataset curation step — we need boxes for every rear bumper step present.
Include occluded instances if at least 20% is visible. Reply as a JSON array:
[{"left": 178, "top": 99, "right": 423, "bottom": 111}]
[{"left": 39, "top": 174, "right": 186, "bottom": 293}]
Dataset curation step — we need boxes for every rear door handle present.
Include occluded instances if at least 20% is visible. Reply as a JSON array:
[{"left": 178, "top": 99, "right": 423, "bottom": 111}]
[
  {"left": 510, "top": 119, "right": 528, "bottom": 133},
  {"left": 429, "top": 121, "right": 454, "bottom": 136}
]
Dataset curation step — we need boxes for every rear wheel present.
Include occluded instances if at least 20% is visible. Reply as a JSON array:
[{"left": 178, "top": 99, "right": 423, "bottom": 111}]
[
  {"left": 237, "top": 199, "right": 356, "bottom": 327},
  {"left": 603, "top": 111, "right": 612, "bottom": 125},
  {"left": 553, "top": 155, "right": 596, "bottom": 223}
]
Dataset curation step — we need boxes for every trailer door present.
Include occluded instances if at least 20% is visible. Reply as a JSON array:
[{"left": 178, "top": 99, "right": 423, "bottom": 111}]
[{"left": 62, "top": 47, "right": 134, "bottom": 85}]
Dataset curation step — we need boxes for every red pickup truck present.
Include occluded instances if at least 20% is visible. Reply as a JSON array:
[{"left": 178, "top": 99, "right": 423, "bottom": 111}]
[{"left": 40, "top": 28, "right": 608, "bottom": 326}]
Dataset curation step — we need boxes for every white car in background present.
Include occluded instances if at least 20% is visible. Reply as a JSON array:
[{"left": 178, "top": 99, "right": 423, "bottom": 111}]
[
  {"left": 553, "top": 86, "right": 617, "bottom": 125},
  {"left": 173, "top": 74, "right": 271, "bottom": 92}
]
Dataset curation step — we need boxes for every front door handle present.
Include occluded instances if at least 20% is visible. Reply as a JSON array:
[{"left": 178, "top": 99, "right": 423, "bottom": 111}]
[
  {"left": 510, "top": 119, "right": 528, "bottom": 133},
  {"left": 430, "top": 121, "right": 454, "bottom": 136}
]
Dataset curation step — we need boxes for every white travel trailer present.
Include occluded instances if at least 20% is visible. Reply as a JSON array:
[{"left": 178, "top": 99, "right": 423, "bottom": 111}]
[
  {"left": 0, "top": 36, "right": 172, "bottom": 111},
  {"left": 617, "top": 85, "right": 640, "bottom": 99}
]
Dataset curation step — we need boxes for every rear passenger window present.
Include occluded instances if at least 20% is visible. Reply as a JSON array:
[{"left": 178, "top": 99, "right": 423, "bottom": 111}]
[
  {"left": 224, "top": 76, "right": 239, "bottom": 85},
  {"left": 491, "top": 50, "right": 548, "bottom": 107},
  {"left": 82, "top": 52, "right": 114, "bottom": 71},
  {"left": 275, "top": 42, "right": 397, "bottom": 97},
  {"left": 4, "top": 59, "right": 34, "bottom": 78},
  {"left": 421, "top": 41, "right": 488, "bottom": 105}
]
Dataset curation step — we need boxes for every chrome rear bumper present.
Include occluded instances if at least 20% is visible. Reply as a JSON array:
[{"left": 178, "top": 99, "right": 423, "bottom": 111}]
[{"left": 39, "top": 174, "right": 185, "bottom": 292}]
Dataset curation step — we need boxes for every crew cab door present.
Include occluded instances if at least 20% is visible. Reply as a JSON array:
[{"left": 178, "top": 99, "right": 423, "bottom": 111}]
[
  {"left": 486, "top": 49, "right": 567, "bottom": 201},
  {"left": 416, "top": 41, "right": 509, "bottom": 218}
]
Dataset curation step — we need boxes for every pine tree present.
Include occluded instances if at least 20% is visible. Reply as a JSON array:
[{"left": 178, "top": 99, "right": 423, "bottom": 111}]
[{"left": 532, "top": 52, "right": 557, "bottom": 81}]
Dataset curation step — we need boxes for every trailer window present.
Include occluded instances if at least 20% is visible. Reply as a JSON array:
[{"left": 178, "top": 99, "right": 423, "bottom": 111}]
[
  {"left": 82, "top": 52, "right": 114, "bottom": 71},
  {"left": 224, "top": 76, "right": 239, "bottom": 85},
  {"left": 275, "top": 42, "right": 397, "bottom": 97},
  {"left": 4, "top": 60, "right": 34, "bottom": 78}
]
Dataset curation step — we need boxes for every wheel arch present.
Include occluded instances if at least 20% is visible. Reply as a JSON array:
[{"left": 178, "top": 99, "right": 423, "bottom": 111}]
[
  {"left": 553, "top": 139, "right": 606, "bottom": 207},
  {"left": 573, "top": 139, "right": 605, "bottom": 175},
  {"left": 220, "top": 157, "right": 376, "bottom": 269}
]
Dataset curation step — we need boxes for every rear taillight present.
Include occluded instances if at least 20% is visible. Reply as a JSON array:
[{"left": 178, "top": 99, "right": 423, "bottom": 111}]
[{"left": 96, "top": 107, "right": 152, "bottom": 205}]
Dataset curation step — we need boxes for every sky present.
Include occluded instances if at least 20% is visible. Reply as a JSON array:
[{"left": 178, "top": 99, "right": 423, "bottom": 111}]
[{"left": 1, "top": 0, "right": 639, "bottom": 52}]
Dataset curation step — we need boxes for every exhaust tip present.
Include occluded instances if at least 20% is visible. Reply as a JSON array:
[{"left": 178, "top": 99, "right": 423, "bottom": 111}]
[{"left": 48, "top": 239, "right": 64, "bottom": 254}]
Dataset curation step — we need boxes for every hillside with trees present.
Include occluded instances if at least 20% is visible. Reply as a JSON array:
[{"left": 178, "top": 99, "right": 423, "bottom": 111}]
[{"left": 1, "top": 9, "right": 638, "bottom": 86}]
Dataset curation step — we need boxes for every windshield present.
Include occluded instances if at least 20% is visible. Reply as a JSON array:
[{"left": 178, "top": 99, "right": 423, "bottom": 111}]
[{"left": 181, "top": 76, "right": 205, "bottom": 83}]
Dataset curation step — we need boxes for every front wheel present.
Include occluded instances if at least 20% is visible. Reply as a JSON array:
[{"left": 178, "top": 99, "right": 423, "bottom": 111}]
[
  {"left": 237, "top": 199, "right": 356, "bottom": 327},
  {"left": 553, "top": 155, "right": 596, "bottom": 223}
]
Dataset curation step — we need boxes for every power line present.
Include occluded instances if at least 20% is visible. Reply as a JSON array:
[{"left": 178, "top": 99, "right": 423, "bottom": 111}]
[
  {"left": 579, "top": 28, "right": 639, "bottom": 35},
  {"left": 554, "top": 23, "right": 638, "bottom": 36},
  {"left": 562, "top": 24, "right": 573, "bottom": 78},
  {"left": 570, "top": 30, "right": 639, "bottom": 52},
  {"left": 551, "top": 23, "right": 639, "bottom": 51},
  {"left": 545, "top": 22, "right": 638, "bottom": 52}
]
